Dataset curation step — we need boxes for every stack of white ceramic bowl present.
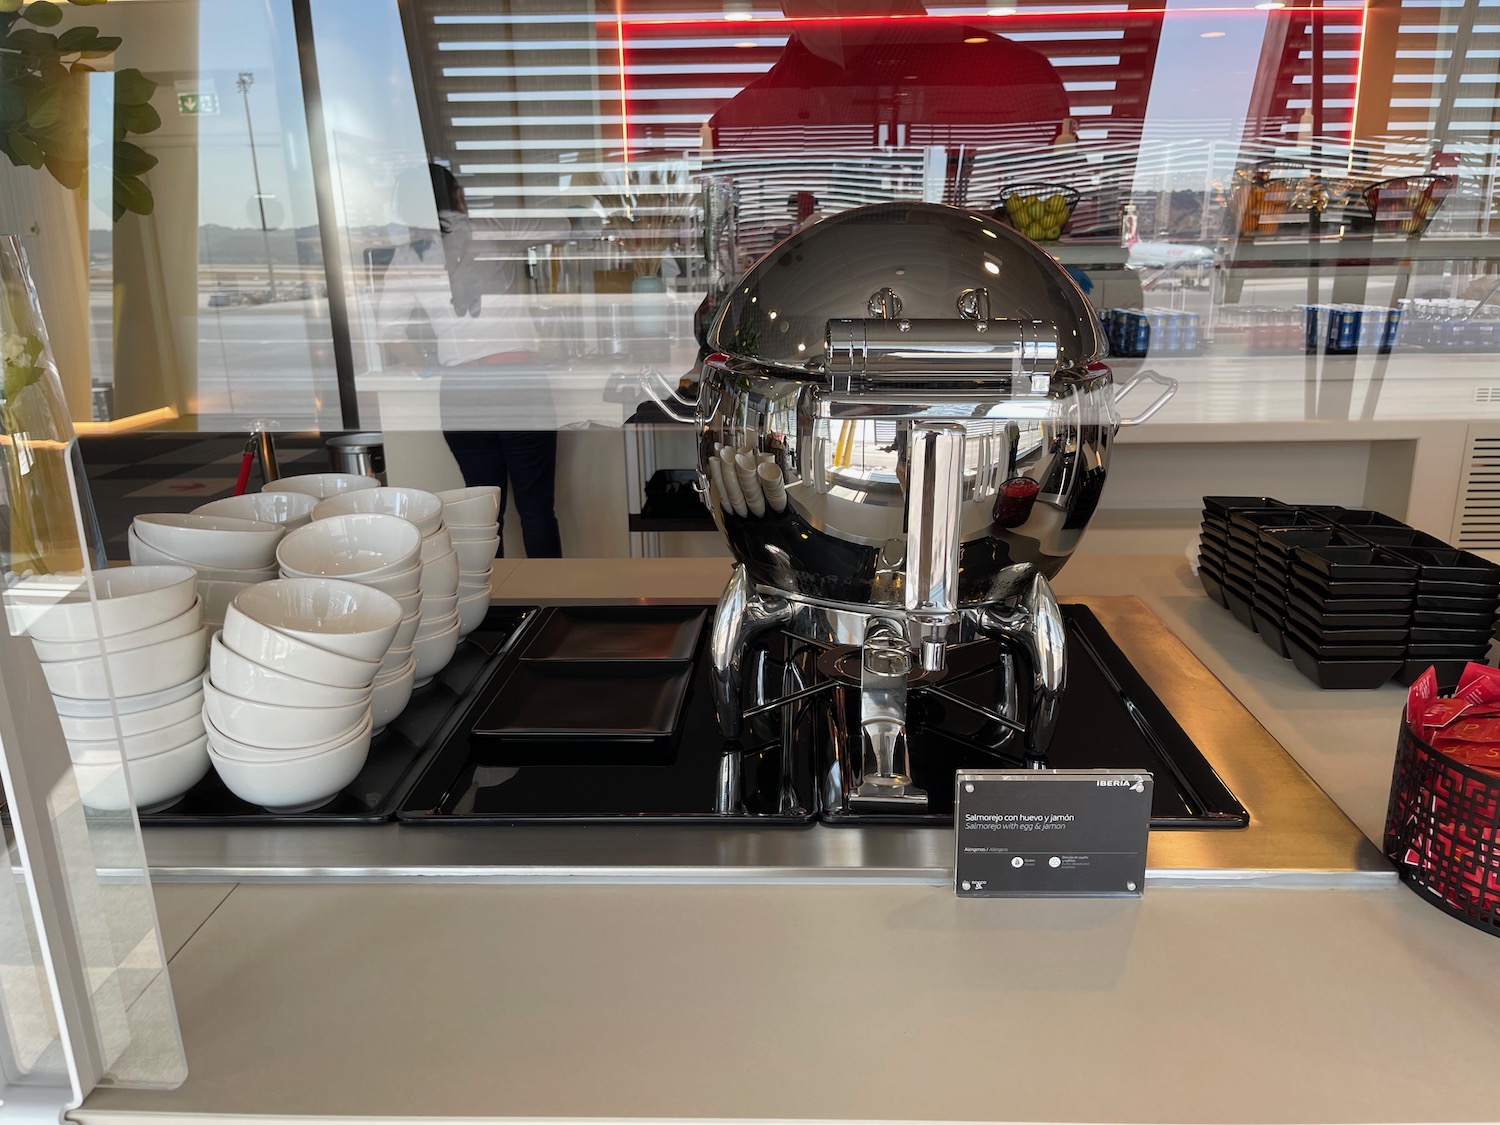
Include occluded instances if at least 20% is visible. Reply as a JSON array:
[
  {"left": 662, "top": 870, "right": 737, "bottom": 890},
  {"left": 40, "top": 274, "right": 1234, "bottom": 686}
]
[
  {"left": 438, "top": 487, "right": 501, "bottom": 639},
  {"left": 260, "top": 473, "right": 380, "bottom": 502},
  {"left": 128, "top": 512, "right": 285, "bottom": 630},
  {"left": 204, "top": 578, "right": 400, "bottom": 812},
  {"left": 25, "top": 566, "right": 210, "bottom": 812},
  {"left": 189, "top": 493, "right": 319, "bottom": 627},
  {"left": 310, "top": 487, "right": 449, "bottom": 699},
  {"left": 275, "top": 513, "right": 422, "bottom": 722}
]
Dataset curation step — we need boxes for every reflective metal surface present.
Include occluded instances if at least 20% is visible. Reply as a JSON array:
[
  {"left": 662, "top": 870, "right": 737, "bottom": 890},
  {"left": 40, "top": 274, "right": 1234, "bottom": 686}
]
[
  {"left": 707, "top": 203, "right": 1101, "bottom": 371},
  {"left": 134, "top": 596, "right": 1391, "bottom": 887},
  {"left": 692, "top": 204, "right": 1176, "bottom": 609}
]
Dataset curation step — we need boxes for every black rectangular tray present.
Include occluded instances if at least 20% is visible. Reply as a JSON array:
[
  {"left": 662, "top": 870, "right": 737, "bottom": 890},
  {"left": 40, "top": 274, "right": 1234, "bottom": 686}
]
[
  {"left": 139, "top": 607, "right": 537, "bottom": 825},
  {"left": 521, "top": 605, "right": 706, "bottom": 661},
  {"left": 819, "top": 605, "right": 1249, "bottom": 829},
  {"left": 398, "top": 610, "right": 816, "bottom": 825}
]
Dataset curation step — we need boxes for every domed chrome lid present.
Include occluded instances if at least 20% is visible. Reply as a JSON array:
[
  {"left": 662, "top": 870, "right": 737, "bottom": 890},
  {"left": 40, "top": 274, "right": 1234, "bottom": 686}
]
[{"left": 708, "top": 202, "right": 1102, "bottom": 376}]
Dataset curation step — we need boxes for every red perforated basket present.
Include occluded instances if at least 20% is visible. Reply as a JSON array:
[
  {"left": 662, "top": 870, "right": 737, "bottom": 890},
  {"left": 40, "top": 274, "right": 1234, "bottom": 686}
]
[{"left": 1384, "top": 720, "right": 1500, "bottom": 935}]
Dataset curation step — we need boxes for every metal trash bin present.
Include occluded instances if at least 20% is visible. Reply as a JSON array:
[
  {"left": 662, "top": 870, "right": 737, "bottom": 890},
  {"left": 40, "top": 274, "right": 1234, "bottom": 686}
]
[{"left": 325, "top": 432, "right": 386, "bottom": 484}]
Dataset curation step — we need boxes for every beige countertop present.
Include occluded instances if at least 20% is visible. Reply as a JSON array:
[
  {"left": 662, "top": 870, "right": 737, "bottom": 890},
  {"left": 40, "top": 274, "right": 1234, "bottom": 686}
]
[{"left": 75, "top": 555, "right": 1500, "bottom": 1125}]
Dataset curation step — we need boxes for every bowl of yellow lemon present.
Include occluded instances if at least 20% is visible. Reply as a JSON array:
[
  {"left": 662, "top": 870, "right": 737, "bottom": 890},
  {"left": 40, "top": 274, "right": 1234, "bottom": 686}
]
[{"left": 994, "top": 183, "right": 1080, "bottom": 244}]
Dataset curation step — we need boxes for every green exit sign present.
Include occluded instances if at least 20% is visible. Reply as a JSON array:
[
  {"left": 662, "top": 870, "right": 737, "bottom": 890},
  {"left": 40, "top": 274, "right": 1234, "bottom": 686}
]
[{"left": 177, "top": 93, "right": 219, "bottom": 116}]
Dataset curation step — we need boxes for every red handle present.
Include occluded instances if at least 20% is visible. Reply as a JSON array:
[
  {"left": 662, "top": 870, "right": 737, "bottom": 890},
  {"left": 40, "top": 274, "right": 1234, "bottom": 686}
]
[{"left": 232, "top": 450, "right": 255, "bottom": 496}]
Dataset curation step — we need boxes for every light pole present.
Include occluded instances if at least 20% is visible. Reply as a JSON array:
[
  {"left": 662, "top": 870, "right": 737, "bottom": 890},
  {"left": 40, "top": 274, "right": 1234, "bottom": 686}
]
[{"left": 235, "top": 71, "right": 278, "bottom": 301}]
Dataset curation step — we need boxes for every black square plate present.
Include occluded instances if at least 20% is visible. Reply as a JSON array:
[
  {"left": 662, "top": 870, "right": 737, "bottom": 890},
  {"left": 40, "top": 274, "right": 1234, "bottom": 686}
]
[
  {"left": 472, "top": 661, "right": 694, "bottom": 739},
  {"left": 521, "top": 605, "right": 707, "bottom": 661}
]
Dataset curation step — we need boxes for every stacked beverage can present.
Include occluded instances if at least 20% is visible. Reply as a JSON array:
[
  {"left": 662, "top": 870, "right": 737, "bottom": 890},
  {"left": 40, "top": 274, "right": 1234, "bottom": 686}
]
[
  {"left": 1300, "top": 303, "right": 1403, "bottom": 354},
  {"left": 1099, "top": 308, "right": 1201, "bottom": 357}
]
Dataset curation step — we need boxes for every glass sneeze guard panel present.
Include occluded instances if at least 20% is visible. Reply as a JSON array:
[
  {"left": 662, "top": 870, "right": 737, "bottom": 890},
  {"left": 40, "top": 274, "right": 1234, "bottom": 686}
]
[{"left": 0, "top": 235, "right": 186, "bottom": 1106}]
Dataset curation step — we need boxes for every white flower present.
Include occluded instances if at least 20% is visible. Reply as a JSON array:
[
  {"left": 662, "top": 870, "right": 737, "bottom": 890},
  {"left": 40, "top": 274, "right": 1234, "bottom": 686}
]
[{"left": 0, "top": 332, "right": 27, "bottom": 367}]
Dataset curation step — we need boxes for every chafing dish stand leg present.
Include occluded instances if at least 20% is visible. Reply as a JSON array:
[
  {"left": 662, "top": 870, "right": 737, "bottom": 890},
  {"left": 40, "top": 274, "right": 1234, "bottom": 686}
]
[
  {"left": 981, "top": 572, "right": 1066, "bottom": 767},
  {"left": 711, "top": 565, "right": 792, "bottom": 741}
]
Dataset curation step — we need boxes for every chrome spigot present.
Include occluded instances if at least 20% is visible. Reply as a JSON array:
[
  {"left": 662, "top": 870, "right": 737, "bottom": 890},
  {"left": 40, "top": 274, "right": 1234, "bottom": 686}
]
[{"left": 905, "top": 422, "right": 965, "bottom": 675}]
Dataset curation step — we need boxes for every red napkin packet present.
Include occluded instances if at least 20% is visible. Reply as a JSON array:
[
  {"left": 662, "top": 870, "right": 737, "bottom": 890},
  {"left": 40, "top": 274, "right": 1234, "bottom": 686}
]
[
  {"left": 1406, "top": 666, "right": 1438, "bottom": 726},
  {"left": 1409, "top": 663, "right": 1500, "bottom": 777}
]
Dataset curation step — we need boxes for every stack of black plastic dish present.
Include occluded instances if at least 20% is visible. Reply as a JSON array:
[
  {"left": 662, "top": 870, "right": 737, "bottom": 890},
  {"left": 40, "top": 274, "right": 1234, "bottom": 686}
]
[{"left": 1197, "top": 497, "right": 1500, "bottom": 690}]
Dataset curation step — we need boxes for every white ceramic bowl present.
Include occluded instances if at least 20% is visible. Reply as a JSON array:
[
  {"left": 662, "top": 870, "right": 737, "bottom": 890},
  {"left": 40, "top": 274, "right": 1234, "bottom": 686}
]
[
  {"left": 30, "top": 597, "right": 201, "bottom": 663},
  {"left": 208, "top": 632, "right": 369, "bottom": 708},
  {"left": 40, "top": 628, "right": 208, "bottom": 701},
  {"left": 58, "top": 688, "right": 204, "bottom": 743},
  {"left": 195, "top": 491, "right": 317, "bottom": 528},
  {"left": 207, "top": 714, "right": 372, "bottom": 811},
  {"left": 446, "top": 522, "right": 501, "bottom": 544},
  {"left": 420, "top": 526, "right": 454, "bottom": 562},
  {"left": 276, "top": 513, "right": 422, "bottom": 583},
  {"left": 391, "top": 586, "right": 423, "bottom": 618},
  {"left": 418, "top": 550, "right": 459, "bottom": 601},
  {"left": 458, "top": 572, "right": 492, "bottom": 597},
  {"left": 414, "top": 609, "right": 458, "bottom": 642},
  {"left": 456, "top": 589, "right": 490, "bottom": 637},
  {"left": 420, "top": 591, "right": 459, "bottom": 622},
  {"left": 378, "top": 642, "right": 413, "bottom": 678},
  {"left": 203, "top": 706, "right": 370, "bottom": 761},
  {"left": 221, "top": 605, "right": 380, "bottom": 689},
  {"left": 74, "top": 734, "right": 210, "bottom": 812},
  {"left": 392, "top": 610, "right": 421, "bottom": 651},
  {"left": 437, "top": 486, "right": 500, "bottom": 526},
  {"left": 411, "top": 616, "right": 460, "bottom": 682},
  {"left": 196, "top": 564, "right": 278, "bottom": 583},
  {"left": 197, "top": 578, "right": 257, "bottom": 627},
  {"left": 67, "top": 711, "right": 205, "bottom": 762},
  {"left": 313, "top": 488, "right": 444, "bottom": 537},
  {"left": 371, "top": 658, "right": 416, "bottom": 731},
  {"left": 128, "top": 529, "right": 277, "bottom": 580},
  {"left": 261, "top": 473, "right": 380, "bottom": 501},
  {"left": 22, "top": 566, "right": 197, "bottom": 643},
  {"left": 51, "top": 673, "right": 203, "bottom": 719},
  {"left": 202, "top": 673, "right": 371, "bottom": 750},
  {"left": 453, "top": 537, "right": 501, "bottom": 575},
  {"left": 229, "top": 578, "right": 401, "bottom": 663},
  {"left": 133, "top": 513, "right": 284, "bottom": 570}
]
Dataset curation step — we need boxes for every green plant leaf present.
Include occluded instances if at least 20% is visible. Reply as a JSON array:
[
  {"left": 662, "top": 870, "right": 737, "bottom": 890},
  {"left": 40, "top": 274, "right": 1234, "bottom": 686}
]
[
  {"left": 66, "top": 0, "right": 111, "bottom": 6},
  {"left": 42, "top": 150, "right": 82, "bottom": 187},
  {"left": 0, "top": 0, "right": 25, "bottom": 14},
  {"left": 23, "top": 83, "right": 59, "bottom": 128},
  {"left": 19, "top": 1, "right": 62, "bottom": 27},
  {"left": 0, "top": 83, "right": 23, "bottom": 122},
  {"left": 54, "top": 23, "right": 96, "bottom": 51},
  {"left": 8, "top": 129, "right": 44, "bottom": 167},
  {"left": 39, "top": 116, "right": 83, "bottom": 158},
  {"left": 112, "top": 137, "right": 154, "bottom": 174},
  {"left": 113, "top": 65, "right": 154, "bottom": 105},
  {"left": 76, "top": 33, "right": 117, "bottom": 55},
  {"left": 113, "top": 171, "right": 151, "bottom": 216},
  {"left": 6, "top": 26, "right": 58, "bottom": 53},
  {"left": 116, "top": 98, "right": 157, "bottom": 136}
]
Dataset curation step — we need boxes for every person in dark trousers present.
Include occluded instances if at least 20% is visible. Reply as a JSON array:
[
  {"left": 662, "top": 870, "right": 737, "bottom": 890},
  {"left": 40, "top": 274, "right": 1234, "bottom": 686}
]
[{"left": 379, "top": 163, "right": 567, "bottom": 558}]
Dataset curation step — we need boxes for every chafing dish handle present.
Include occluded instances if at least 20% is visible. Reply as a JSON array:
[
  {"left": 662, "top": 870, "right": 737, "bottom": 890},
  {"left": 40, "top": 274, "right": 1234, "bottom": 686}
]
[
  {"left": 825, "top": 319, "right": 1059, "bottom": 375},
  {"left": 1114, "top": 368, "right": 1177, "bottom": 426},
  {"left": 638, "top": 365, "right": 698, "bottom": 424}
]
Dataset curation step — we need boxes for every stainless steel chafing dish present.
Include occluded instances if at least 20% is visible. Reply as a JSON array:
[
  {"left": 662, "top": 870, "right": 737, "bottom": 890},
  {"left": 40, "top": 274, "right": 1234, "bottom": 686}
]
[{"left": 647, "top": 201, "right": 1175, "bottom": 811}]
